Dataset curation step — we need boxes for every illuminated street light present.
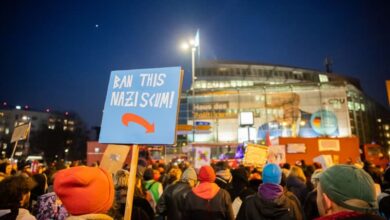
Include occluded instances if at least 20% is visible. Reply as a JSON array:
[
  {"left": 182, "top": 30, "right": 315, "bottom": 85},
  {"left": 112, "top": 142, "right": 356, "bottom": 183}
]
[{"left": 181, "top": 30, "right": 199, "bottom": 143}]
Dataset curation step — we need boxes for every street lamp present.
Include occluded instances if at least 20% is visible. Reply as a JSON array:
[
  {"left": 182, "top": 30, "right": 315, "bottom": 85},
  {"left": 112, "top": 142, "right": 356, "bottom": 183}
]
[{"left": 181, "top": 30, "right": 199, "bottom": 143}]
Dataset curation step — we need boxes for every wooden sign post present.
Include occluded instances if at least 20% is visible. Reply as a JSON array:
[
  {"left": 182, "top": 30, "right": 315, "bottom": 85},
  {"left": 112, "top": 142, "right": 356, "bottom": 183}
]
[{"left": 124, "top": 145, "right": 139, "bottom": 220}]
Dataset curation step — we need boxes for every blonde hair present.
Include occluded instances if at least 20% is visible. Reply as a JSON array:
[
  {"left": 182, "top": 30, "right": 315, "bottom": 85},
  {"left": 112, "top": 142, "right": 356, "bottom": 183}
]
[
  {"left": 288, "top": 165, "right": 306, "bottom": 182},
  {"left": 115, "top": 169, "right": 129, "bottom": 189}
]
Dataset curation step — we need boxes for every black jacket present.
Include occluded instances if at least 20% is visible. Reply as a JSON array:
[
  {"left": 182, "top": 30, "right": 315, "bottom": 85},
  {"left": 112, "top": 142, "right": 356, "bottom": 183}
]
[
  {"left": 156, "top": 181, "right": 192, "bottom": 220},
  {"left": 236, "top": 191, "right": 303, "bottom": 220},
  {"left": 183, "top": 188, "right": 234, "bottom": 220}
]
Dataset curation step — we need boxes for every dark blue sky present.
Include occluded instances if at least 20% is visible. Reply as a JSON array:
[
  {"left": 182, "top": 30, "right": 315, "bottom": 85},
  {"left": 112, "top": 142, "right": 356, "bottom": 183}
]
[{"left": 1, "top": 0, "right": 389, "bottom": 127}]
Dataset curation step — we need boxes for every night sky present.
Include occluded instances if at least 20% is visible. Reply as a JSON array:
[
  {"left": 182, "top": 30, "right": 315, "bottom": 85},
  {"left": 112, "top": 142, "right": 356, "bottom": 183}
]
[{"left": 1, "top": 0, "right": 389, "bottom": 128}]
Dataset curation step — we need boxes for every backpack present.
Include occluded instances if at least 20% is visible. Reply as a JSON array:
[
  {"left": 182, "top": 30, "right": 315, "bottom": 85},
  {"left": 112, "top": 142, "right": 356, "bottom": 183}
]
[{"left": 145, "top": 181, "right": 157, "bottom": 211}]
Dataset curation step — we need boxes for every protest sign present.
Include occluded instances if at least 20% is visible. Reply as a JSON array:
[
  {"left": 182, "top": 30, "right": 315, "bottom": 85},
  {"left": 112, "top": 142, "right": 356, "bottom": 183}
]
[
  {"left": 243, "top": 144, "right": 268, "bottom": 167},
  {"left": 194, "top": 147, "right": 211, "bottom": 169},
  {"left": 11, "top": 123, "right": 30, "bottom": 143},
  {"left": 99, "top": 144, "right": 130, "bottom": 176},
  {"left": 99, "top": 67, "right": 183, "bottom": 145},
  {"left": 313, "top": 154, "right": 334, "bottom": 170},
  {"left": 267, "top": 145, "right": 286, "bottom": 164}
]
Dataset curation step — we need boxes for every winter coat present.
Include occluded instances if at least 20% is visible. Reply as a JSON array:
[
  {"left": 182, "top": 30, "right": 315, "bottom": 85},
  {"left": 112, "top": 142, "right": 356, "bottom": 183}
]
[
  {"left": 236, "top": 183, "right": 303, "bottom": 220},
  {"left": 156, "top": 181, "right": 192, "bottom": 220},
  {"left": 314, "top": 211, "right": 385, "bottom": 220},
  {"left": 0, "top": 208, "right": 36, "bottom": 220},
  {"left": 183, "top": 182, "right": 234, "bottom": 220},
  {"left": 285, "top": 175, "right": 308, "bottom": 206}
]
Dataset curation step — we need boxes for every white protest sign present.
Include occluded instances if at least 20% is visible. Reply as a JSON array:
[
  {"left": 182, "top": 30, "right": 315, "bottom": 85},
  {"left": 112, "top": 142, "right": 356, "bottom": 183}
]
[
  {"left": 194, "top": 147, "right": 211, "bottom": 169},
  {"left": 11, "top": 123, "right": 31, "bottom": 143},
  {"left": 267, "top": 145, "right": 286, "bottom": 164},
  {"left": 313, "top": 154, "right": 334, "bottom": 170}
]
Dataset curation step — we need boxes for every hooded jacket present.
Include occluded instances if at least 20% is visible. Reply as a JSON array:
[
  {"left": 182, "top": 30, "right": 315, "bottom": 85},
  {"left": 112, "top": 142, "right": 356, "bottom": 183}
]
[
  {"left": 182, "top": 166, "right": 234, "bottom": 220},
  {"left": 183, "top": 184, "right": 234, "bottom": 220},
  {"left": 236, "top": 183, "right": 303, "bottom": 220}
]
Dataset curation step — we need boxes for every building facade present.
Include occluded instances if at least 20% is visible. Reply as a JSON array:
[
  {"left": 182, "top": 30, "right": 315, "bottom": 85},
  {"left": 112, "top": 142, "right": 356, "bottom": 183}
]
[
  {"left": 178, "top": 61, "right": 390, "bottom": 157},
  {"left": 0, "top": 103, "right": 85, "bottom": 161}
]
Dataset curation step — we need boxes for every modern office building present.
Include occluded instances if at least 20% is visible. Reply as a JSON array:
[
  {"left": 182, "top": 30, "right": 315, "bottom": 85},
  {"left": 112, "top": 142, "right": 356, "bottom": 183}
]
[
  {"left": 177, "top": 61, "right": 390, "bottom": 158},
  {"left": 0, "top": 103, "right": 84, "bottom": 160}
]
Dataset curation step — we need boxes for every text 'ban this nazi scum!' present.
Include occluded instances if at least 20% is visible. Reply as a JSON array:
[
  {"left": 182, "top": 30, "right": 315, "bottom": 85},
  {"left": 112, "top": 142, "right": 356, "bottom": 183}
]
[{"left": 99, "top": 67, "right": 183, "bottom": 145}]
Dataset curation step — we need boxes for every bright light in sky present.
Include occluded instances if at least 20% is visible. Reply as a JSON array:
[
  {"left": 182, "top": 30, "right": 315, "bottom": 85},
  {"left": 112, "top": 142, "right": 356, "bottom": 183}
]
[{"left": 181, "top": 42, "right": 190, "bottom": 50}]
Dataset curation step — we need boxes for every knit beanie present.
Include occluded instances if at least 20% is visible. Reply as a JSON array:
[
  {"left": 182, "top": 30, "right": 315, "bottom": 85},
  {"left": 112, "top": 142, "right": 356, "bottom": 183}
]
[
  {"left": 182, "top": 167, "right": 197, "bottom": 182},
  {"left": 319, "top": 164, "right": 377, "bottom": 212},
  {"left": 198, "top": 165, "right": 216, "bottom": 183},
  {"left": 54, "top": 166, "right": 114, "bottom": 215},
  {"left": 262, "top": 163, "right": 282, "bottom": 185}
]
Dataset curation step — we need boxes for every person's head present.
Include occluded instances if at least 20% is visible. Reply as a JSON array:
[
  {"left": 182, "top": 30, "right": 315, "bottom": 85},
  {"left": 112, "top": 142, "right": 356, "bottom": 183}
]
[
  {"left": 168, "top": 167, "right": 182, "bottom": 183},
  {"left": 0, "top": 175, "right": 36, "bottom": 209},
  {"left": 214, "top": 161, "right": 229, "bottom": 172},
  {"left": 288, "top": 165, "right": 306, "bottom": 183},
  {"left": 316, "top": 165, "right": 377, "bottom": 216},
  {"left": 310, "top": 169, "right": 322, "bottom": 188},
  {"left": 262, "top": 163, "right": 282, "bottom": 185},
  {"left": 54, "top": 166, "right": 114, "bottom": 215},
  {"left": 0, "top": 161, "right": 12, "bottom": 175},
  {"left": 181, "top": 167, "right": 198, "bottom": 187},
  {"left": 198, "top": 165, "right": 216, "bottom": 183},
  {"left": 250, "top": 168, "right": 262, "bottom": 180},
  {"left": 30, "top": 173, "right": 48, "bottom": 201},
  {"left": 114, "top": 169, "right": 129, "bottom": 189},
  {"left": 143, "top": 168, "right": 154, "bottom": 181},
  {"left": 153, "top": 169, "right": 161, "bottom": 181}
]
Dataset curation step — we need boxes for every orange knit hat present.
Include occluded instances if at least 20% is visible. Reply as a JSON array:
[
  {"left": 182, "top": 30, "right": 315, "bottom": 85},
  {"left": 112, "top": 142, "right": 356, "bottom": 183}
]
[{"left": 54, "top": 166, "right": 114, "bottom": 215}]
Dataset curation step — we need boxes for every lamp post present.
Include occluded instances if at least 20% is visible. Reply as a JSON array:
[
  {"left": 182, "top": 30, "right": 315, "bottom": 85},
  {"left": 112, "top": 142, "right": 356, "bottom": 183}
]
[{"left": 181, "top": 30, "right": 199, "bottom": 143}]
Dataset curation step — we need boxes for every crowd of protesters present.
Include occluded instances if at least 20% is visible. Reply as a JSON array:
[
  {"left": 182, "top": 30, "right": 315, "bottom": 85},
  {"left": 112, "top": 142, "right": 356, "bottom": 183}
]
[{"left": 0, "top": 157, "right": 389, "bottom": 220}]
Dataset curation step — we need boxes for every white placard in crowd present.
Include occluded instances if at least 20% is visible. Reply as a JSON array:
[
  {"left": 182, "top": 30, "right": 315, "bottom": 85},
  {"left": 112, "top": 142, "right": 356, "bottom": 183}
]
[
  {"left": 313, "top": 154, "right": 334, "bottom": 170},
  {"left": 11, "top": 123, "right": 30, "bottom": 143},
  {"left": 267, "top": 145, "right": 286, "bottom": 164},
  {"left": 194, "top": 147, "right": 211, "bottom": 169}
]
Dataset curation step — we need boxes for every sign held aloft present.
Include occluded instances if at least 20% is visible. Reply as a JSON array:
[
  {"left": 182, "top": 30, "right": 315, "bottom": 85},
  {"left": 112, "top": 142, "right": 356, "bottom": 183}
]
[{"left": 99, "top": 67, "right": 183, "bottom": 145}]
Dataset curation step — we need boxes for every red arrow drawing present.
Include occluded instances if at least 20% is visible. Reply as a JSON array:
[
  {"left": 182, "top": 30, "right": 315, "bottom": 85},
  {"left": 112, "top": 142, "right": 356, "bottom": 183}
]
[{"left": 121, "top": 113, "right": 155, "bottom": 133}]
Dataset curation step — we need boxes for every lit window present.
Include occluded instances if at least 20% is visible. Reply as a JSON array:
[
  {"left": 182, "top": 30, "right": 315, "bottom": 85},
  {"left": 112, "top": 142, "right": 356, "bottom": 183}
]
[
  {"left": 378, "top": 118, "right": 382, "bottom": 123},
  {"left": 63, "top": 126, "right": 67, "bottom": 130},
  {"left": 94, "top": 148, "right": 100, "bottom": 153},
  {"left": 354, "top": 102, "right": 360, "bottom": 111},
  {"left": 348, "top": 102, "right": 354, "bottom": 110},
  {"left": 360, "top": 104, "right": 365, "bottom": 112},
  {"left": 384, "top": 125, "right": 389, "bottom": 131},
  {"left": 48, "top": 125, "right": 55, "bottom": 130},
  {"left": 5, "top": 128, "right": 9, "bottom": 134},
  {"left": 386, "top": 133, "right": 390, "bottom": 138}
]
